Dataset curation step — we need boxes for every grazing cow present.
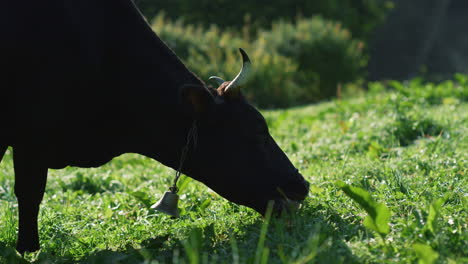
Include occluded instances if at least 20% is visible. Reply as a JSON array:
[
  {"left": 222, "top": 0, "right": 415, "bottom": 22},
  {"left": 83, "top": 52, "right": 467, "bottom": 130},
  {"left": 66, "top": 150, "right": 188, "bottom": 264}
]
[{"left": 0, "top": 0, "right": 309, "bottom": 253}]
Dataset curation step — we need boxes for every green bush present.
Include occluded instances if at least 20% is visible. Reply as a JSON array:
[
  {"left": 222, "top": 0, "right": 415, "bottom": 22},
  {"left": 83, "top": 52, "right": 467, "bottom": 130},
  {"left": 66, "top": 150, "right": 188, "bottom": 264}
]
[
  {"left": 257, "top": 17, "right": 367, "bottom": 100},
  {"left": 369, "top": 75, "right": 468, "bottom": 105},
  {"left": 185, "top": 47, "right": 305, "bottom": 108},
  {"left": 152, "top": 15, "right": 364, "bottom": 107},
  {"left": 137, "top": 0, "right": 392, "bottom": 40},
  {"left": 153, "top": 15, "right": 304, "bottom": 108},
  {"left": 152, "top": 15, "right": 245, "bottom": 61}
]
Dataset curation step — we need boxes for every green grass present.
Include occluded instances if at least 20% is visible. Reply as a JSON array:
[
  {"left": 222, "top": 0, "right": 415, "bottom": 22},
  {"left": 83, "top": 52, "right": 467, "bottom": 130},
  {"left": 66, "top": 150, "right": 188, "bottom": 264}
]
[{"left": 0, "top": 79, "right": 467, "bottom": 263}]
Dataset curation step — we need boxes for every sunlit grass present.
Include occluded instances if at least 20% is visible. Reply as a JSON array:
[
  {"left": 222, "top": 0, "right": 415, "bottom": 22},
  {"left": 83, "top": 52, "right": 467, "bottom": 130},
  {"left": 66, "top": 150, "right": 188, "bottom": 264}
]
[{"left": 0, "top": 80, "right": 467, "bottom": 263}]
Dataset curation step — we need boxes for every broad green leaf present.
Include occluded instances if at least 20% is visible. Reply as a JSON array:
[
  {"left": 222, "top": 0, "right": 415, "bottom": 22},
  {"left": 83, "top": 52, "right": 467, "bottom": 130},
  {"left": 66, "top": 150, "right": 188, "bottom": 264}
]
[
  {"left": 177, "top": 175, "right": 193, "bottom": 193},
  {"left": 425, "top": 198, "right": 444, "bottom": 234},
  {"left": 336, "top": 181, "right": 391, "bottom": 237},
  {"left": 183, "top": 228, "right": 203, "bottom": 264},
  {"left": 366, "top": 141, "right": 387, "bottom": 159},
  {"left": 199, "top": 198, "right": 212, "bottom": 212},
  {"left": 363, "top": 203, "right": 391, "bottom": 235},
  {"left": 389, "top": 80, "right": 407, "bottom": 94},
  {"left": 413, "top": 243, "right": 439, "bottom": 264},
  {"left": 129, "top": 191, "right": 153, "bottom": 208}
]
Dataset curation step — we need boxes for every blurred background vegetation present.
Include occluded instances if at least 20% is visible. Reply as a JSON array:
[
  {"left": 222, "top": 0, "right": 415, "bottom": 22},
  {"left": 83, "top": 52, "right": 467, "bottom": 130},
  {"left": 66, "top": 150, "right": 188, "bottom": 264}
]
[{"left": 134, "top": 0, "right": 467, "bottom": 108}]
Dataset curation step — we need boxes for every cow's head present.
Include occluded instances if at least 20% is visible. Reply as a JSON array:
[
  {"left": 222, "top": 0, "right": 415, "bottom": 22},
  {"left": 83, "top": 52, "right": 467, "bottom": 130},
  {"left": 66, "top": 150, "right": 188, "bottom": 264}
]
[{"left": 180, "top": 49, "right": 309, "bottom": 215}]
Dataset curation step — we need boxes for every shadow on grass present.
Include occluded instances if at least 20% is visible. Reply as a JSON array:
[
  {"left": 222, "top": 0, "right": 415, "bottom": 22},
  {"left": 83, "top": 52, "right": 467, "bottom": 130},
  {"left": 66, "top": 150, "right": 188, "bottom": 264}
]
[{"left": 1, "top": 203, "right": 366, "bottom": 264}]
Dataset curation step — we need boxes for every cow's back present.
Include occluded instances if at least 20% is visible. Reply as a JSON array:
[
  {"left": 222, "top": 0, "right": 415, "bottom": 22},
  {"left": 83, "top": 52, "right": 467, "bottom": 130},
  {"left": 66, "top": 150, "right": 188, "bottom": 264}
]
[
  {"left": 0, "top": 0, "right": 203, "bottom": 167},
  {"left": 0, "top": 1, "right": 114, "bottom": 155}
]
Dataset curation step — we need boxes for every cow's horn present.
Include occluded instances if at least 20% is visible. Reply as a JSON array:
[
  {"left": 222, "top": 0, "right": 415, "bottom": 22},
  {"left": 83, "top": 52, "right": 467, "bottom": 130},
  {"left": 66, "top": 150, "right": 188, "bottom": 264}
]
[
  {"left": 209, "top": 76, "right": 226, "bottom": 86},
  {"left": 224, "top": 48, "right": 251, "bottom": 94}
]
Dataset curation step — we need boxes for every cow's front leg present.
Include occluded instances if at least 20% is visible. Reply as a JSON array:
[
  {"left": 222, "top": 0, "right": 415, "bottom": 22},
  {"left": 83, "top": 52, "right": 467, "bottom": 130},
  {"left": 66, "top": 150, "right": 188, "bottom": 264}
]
[{"left": 13, "top": 146, "right": 48, "bottom": 253}]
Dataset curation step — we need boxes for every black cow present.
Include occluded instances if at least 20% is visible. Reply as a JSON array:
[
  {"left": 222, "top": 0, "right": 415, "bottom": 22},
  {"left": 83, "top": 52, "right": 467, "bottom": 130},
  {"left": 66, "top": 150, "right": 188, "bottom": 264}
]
[{"left": 0, "top": 0, "right": 309, "bottom": 253}]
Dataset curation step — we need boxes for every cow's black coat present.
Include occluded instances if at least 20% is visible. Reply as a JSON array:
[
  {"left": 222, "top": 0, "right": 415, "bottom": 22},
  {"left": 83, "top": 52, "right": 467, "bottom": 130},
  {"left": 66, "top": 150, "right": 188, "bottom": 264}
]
[{"left": 0, "top": 0, "right": 309, "bottom": 253}]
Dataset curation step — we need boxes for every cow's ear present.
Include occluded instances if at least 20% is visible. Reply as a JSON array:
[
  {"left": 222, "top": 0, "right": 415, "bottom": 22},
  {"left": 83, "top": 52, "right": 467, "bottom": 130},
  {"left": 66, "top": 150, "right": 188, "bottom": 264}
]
[{"left": 179, "top": 85, "right": 216, "bottom": 118}]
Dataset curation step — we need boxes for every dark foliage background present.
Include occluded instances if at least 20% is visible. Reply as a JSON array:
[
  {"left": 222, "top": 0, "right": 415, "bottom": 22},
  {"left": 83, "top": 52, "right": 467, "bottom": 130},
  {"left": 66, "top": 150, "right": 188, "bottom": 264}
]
[
  {"left": 136, "top": 0, "right": 389, "bottom": 40},
  {"left": 134, "top": 0, "right": 468, "bottom": 107}
]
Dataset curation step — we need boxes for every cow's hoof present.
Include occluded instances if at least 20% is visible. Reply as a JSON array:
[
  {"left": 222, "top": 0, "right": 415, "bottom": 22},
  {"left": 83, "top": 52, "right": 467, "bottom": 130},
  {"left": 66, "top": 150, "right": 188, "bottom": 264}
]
[{"left": 16, "top": 242, "right": 40, "bottom": 255}]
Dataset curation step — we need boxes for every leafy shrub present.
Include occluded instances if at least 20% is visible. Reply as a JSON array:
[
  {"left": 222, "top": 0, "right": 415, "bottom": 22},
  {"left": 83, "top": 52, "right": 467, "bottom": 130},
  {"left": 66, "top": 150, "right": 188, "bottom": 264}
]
[
  {"left": 257, "top": 17, "right": 367, "bottom": 101},
  {"left": 369, "top": 75, "right": 468, "bottom": 105},
  {"left": 185, "top": 48, "right": 305, "bottom": 108},
  {"left": 386, "top": 94, "right": 445, "bottom": 146},
  {"left": 152, "top": 15, "right": 364, "bottom": 107},
  {"left": 137, "top": 0, "right": 392, "bottom": 40},
  {"left": 152, "top": 15, "right": 242, "bottom": 61},
  {"left": 388, "top": 77, "right": 468, "bottom": 105},
  {"left": 392, "top": 114, "right": 444, "bottom": 146}
]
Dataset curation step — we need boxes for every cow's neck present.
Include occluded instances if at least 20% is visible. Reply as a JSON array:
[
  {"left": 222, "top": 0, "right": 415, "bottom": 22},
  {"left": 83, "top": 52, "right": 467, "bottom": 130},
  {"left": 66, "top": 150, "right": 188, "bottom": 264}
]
[{"left": 106, "top": 0, "right": 204, "bottom": 171}]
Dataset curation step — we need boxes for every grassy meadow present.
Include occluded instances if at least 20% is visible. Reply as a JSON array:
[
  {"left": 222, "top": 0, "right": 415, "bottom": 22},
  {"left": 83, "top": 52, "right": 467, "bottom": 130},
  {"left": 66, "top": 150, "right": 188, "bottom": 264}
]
[{"left": 0, "top": 79, "right": 467, "bottom": 263}]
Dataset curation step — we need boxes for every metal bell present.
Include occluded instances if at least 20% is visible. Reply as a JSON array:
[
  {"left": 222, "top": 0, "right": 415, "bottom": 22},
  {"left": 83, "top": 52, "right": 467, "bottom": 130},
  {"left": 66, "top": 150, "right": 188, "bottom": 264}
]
[{"left": 151, "top": 191, "right": 180, "bottom": 218}]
